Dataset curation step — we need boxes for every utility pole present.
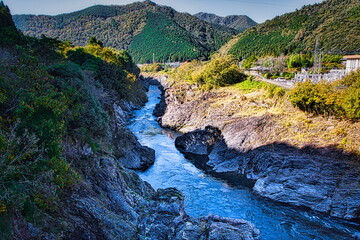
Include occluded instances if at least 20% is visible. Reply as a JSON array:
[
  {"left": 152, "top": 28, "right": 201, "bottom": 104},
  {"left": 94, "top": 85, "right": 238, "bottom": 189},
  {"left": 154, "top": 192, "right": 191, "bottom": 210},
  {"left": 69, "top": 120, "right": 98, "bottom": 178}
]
[
  {"left": 153, "top": 53, "right": 155, "bottom": 64},
  {"left": 313, "top": 38, "right": 322, "bottom": 75}
]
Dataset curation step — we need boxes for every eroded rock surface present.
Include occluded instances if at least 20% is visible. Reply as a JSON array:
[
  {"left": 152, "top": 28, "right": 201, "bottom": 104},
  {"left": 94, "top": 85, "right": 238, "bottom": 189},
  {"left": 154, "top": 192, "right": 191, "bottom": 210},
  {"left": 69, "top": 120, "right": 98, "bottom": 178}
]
[
  {"left": 175, "top": 127, "right": 360, "bottom": 221},
  {"left": 175, "top": 126, "right": 222, "bottom": 155}
]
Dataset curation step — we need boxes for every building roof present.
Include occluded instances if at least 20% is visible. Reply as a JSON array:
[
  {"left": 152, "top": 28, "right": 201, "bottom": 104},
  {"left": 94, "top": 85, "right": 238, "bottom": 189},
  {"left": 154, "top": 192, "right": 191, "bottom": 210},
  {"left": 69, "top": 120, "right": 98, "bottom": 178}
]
[
  {"left": 343, "top": 55, "right": 360, "bottom": 60},
  {"left": 249, "top": 66, "right": 271, "bottom": 71}
]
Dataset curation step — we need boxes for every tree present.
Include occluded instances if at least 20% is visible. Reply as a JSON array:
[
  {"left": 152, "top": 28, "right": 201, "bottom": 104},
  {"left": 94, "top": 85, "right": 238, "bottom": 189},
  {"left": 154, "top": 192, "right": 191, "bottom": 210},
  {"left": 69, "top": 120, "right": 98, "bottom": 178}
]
[
  {"left": 89, "top": 36, "right": 103, "bottom": 47},
  {"left": 242, "top": 55, "right": 257, "bottom": 69},
  {"left": 288, "top": 70, "right": 360, "bottom": 120},
  {"left": 287, "top": 54, "right": 313, "bottom": 69}
]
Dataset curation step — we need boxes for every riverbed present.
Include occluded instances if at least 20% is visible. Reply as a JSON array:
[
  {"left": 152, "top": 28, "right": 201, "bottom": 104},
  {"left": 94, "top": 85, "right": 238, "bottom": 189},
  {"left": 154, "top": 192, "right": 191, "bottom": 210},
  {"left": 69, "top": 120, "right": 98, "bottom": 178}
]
[{"left": 128, "top": 85, "right": 360, "bottom": 240}]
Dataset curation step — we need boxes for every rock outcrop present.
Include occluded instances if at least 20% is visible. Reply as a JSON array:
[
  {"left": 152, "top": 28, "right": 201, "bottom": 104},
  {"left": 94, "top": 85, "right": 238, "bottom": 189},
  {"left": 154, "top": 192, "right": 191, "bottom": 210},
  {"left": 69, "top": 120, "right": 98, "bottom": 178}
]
[
  {"left": 175, "top": 126, "right": 222, "bottom": 155},
  {"left": 156, "top": 77, "right": 360, "bottom": 221},
  {"left": 174, "top": 126, "right": 360, "bottom": 221},
  {"left": 12, "top": 151, "right": 260, "bottom": 239}
]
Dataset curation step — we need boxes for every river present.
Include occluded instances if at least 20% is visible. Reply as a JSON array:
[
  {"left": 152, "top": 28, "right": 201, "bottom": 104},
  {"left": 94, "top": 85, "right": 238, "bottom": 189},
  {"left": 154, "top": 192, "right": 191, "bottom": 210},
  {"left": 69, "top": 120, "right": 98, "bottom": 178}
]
[{"left": 128, "top": 85, "right": 360, "bottom": 240}]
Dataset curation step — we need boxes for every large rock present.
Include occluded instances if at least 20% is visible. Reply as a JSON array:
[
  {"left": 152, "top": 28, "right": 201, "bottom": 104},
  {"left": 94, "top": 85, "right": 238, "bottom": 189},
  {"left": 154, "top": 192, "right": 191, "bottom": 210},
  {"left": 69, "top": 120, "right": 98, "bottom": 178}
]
[
  {"left": 175, "top": 126, "right": 222, "bottom": 155},
  {"left": 139, "top": 188, "right": 260, "bottom": 240},
  {"left": 112, "top": 102, "right": 155, "bottom": 171}
]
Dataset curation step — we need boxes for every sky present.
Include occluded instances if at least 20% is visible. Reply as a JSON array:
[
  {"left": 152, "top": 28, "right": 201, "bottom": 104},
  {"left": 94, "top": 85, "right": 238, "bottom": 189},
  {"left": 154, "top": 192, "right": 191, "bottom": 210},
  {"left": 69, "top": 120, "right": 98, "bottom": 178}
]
[{"left": 6, "top": 0, "right": 324, "bottom": 23}]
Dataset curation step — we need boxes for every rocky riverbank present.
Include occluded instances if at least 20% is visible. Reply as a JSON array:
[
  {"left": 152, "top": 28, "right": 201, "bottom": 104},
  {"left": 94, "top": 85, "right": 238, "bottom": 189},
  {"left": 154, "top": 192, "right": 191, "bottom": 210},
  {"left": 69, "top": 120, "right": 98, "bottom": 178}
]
[
  {"left": 10, "top": 77, "right": 260, "bottom": 240},
  {"left": 154, "top": 75, "right": 360, "bottom": 221}
]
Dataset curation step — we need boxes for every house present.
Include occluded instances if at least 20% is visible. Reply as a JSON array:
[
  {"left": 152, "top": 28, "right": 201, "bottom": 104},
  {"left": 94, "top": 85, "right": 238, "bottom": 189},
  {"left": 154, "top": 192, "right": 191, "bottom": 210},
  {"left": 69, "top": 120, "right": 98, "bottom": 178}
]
[
  {"left": 293, "top": 69, "right": 346, "bottom": 83},
  {"left": 343, "top": 55, "right": 360, "bottom": 74}
]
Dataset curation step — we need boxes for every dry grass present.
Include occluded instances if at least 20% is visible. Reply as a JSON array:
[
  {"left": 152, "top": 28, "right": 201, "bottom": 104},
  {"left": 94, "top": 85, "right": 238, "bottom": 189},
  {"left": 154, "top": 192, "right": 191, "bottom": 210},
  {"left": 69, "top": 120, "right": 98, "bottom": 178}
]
[{"left": 169, "top": 80, "right": 360, "bottom": 156}]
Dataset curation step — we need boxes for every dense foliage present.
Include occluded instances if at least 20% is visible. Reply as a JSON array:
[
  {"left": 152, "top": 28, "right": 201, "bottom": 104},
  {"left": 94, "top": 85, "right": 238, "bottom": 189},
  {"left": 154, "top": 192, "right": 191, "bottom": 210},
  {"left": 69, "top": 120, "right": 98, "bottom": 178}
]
[
  {"left": 0, "top": 2, "right": 22, "bottom": 46},
  {"left": 13, "top": 1, "right": 236, "bottom": 63},
  {"left": 140, "top": 63, "right": 165, "bottom": 73},
  {"left": 286, "top": 54, "right": 313, "bottom": 69},
  {"left": 228, "top": 0, "right": 359, "bottom": 59},
  {"left": 171, "top": 55, "right": 247, "bottom": 88},
  {"left": 0, "top": 3, "right": 144, "bottom": 225},
  {"left": 289, "top": 70, "right": 360, "bottom": 120},
  {"left": 129, "top": 12, "right": 202, "bottom": 63}
]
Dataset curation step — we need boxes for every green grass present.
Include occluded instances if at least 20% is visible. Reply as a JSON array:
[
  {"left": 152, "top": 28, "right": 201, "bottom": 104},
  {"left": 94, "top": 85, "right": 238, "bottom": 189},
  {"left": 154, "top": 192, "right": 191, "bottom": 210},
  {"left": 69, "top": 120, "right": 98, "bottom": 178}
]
[{"left": 232, "top": 78, "right": 267, "bottom": 92}]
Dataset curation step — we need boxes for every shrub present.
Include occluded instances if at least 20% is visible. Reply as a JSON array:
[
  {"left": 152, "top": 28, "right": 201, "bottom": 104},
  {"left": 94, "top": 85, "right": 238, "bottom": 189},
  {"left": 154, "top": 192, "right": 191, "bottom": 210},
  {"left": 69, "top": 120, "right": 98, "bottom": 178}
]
[
  {"left": 140, "top": 63, "right": 164, "bottom": 72},
  {"left": 173, "top": 56, "right": 247, "bottom": 88},
  {"left": 242, "top": 55, "right": 257, "bottom": 69},
  {"left": 266, "top": 84, "right": 286, "bottom": 98},
  {"left": 288, "top": 70, "right": 360, "bottom": 120}
]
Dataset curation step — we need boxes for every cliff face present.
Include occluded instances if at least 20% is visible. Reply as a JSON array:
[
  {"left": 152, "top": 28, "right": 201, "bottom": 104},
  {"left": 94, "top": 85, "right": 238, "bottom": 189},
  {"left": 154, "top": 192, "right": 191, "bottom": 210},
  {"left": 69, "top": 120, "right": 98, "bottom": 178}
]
[{"left": 156, "top": 77, "right": 360, "bottom": 221}]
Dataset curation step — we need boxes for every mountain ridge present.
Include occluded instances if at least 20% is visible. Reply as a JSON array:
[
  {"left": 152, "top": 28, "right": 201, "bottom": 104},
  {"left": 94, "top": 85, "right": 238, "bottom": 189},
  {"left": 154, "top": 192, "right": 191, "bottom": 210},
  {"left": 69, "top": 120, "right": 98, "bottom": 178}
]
[
  {"left": 224, "top": 0, "right": 360, "bottom": 59},
  {"left": 13, "top": 1, "right": 237, "bottom": 63},
  {"left": 194, "top": 12, "right": 257, "bottom": 32}
]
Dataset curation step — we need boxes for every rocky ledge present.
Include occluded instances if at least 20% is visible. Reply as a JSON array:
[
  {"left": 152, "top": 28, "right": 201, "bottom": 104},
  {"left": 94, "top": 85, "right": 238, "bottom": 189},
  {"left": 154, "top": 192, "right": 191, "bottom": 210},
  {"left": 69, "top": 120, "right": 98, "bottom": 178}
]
[{"left": 175, "top": 127, "right": 360, "bottom": 221}]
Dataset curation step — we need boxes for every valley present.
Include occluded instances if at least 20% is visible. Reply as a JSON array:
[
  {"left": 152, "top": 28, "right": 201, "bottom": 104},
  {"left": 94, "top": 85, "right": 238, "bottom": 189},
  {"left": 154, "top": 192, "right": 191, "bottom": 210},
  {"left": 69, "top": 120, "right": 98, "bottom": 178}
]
[{"left": 1, "top": 0, "right": 360, "bottom": 239}]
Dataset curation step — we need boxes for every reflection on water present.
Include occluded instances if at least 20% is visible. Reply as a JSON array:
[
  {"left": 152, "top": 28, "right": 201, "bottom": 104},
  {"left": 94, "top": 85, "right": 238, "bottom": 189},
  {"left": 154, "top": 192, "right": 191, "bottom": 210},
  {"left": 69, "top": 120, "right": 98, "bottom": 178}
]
[{"left": 128, "top": 85, "right": 360, "bottom": 240}]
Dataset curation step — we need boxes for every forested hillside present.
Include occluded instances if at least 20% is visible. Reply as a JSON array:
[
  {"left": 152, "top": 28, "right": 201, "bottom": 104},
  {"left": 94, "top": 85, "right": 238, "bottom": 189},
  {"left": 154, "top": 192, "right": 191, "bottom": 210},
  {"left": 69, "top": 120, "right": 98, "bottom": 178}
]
[
  {"left": 194, "top": 12, "right": 257, "bottom": 32},
  {"left": 225, "top": 0, "right": 360, "bottom": 59},
  {"left": 13, "top": 1, "right": 236, "bottom": 63}
]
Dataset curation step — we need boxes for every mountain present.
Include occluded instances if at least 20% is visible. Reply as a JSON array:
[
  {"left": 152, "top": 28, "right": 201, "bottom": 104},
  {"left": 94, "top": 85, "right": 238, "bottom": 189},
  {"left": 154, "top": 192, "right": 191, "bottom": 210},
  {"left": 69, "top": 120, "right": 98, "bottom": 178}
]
[
  {"left": 194, "top": 12, "right": 257, "bottom": 32},
  {"left": 224, "top": 0, "right": 360, "bottom": 59},
  {"left": 13, "top": 1, "right": 237, "bottom": 63}
]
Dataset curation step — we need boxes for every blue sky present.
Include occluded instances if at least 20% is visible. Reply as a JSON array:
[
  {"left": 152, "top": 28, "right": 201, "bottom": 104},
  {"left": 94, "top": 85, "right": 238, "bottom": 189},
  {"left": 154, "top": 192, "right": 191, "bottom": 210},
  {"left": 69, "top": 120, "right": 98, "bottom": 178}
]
[{"left": 6, "top": 0, "right": 324, "bottom": 23}]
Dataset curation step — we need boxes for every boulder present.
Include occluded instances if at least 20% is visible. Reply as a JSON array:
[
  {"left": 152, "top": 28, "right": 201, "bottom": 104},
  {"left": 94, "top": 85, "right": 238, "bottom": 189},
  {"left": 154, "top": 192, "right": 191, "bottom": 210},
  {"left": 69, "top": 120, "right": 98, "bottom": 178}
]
[{"left": 175, "top": 126, "right": 222, "bottom": 155}]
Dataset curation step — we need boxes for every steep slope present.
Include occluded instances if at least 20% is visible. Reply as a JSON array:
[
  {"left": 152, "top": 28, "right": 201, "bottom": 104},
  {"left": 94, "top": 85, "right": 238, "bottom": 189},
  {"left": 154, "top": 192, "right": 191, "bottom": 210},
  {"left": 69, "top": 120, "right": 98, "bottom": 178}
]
[
  {"left": 194, "top": 12, "right": 257, "bottom": 32},
  {"left": 224, "top": 0, "right": 360, "bottom": 59},
  {"left": 13, "top": 1, "right": 236, "bottom": 63}
]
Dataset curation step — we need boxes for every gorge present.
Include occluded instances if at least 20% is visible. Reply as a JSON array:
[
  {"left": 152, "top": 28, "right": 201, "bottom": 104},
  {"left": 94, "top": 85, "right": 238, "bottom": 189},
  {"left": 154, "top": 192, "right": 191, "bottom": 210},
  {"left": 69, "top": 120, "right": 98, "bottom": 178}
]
[
  {"left": 128, "top": 80, "right": 360, "bottom": 240},
  {"left": 2, "top": 0, "right": 360, "bottom": 239}
]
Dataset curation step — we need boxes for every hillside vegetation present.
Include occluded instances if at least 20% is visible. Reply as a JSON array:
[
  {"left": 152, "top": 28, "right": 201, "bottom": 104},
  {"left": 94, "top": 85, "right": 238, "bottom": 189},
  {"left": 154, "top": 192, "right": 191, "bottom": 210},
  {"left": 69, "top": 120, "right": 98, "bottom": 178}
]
[
  {"left": 194, "top": 12, "right": 257, "bottom": 32},
  {"left": 289, "top": 70, "right": 360, "bottom": 120},
  {"left": 13, "top": 1, "right": 236, "bottom": 63},
  {"left": 170, "top": 55, "right": 248, "bottom": 89},
  {"left": 0, "top": 2, "right": 146, "bottom": 234},
  {"left": 225, "top": 0, "right": 360, "bottom": 59}
]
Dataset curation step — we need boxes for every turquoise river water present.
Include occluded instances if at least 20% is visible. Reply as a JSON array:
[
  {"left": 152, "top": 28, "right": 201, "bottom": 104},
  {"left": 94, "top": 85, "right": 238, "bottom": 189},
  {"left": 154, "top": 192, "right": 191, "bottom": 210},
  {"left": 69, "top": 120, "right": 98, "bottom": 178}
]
[{"left": 128, "top": 85, "right": 360, "bottom": 240}]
